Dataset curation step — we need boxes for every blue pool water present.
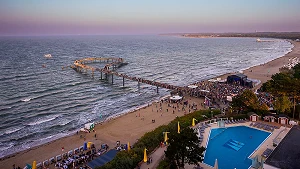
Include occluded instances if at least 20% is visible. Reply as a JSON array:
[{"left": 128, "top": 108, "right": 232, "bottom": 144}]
[{"left": 204, "top": 126, "right": 270, "bottom": 169}]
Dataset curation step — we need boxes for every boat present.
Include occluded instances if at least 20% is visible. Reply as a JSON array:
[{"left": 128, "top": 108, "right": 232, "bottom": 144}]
[
  {"left": 256, "top": 38, "right": 274, "bottom": 42},
  {"left": 44, "top": 54, "right": 52, "bottom": 58}
]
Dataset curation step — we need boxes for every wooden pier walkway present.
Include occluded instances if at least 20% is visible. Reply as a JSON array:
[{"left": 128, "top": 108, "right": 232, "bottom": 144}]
[{"left": 69, "top": 57, "right": 183, "bottom": 93}]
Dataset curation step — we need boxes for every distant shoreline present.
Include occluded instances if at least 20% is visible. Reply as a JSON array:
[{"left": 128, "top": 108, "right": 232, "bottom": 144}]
[{"left": 161, "top": 32, "right": 300, "bottom": 40}]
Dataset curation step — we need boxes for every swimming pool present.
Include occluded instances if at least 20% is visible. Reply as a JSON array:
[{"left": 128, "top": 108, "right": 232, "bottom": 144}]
[{"left": 204, "top": 126, "right": 271, "bottom": 169}]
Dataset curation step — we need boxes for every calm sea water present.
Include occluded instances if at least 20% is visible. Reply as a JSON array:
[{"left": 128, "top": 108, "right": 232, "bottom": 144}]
[{"left": 0, "top": 35, "right": 292, "bottom": 158}]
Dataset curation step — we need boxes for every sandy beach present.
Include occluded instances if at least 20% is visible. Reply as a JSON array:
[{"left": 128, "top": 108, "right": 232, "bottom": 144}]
[{"left": 1, "top": 40, "right": 299, "bottom": 169}]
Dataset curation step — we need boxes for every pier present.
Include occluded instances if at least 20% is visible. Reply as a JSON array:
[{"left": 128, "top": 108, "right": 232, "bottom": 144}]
[{"left": 69, "top": 57, "right": 183, "bottom": 93}]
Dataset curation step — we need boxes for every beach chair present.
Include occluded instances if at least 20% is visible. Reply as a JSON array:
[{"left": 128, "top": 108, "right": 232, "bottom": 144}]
[
  {"left": 262, "top": 148, "right": 273, "bottom": 158},
  {"left": 74, "top": 148, "right": 79, "bottom": 154},
  {"left": 79, "top": 146, "right": 84, "bottom": 152},
  {"left": 68, "top": 150, "right": 73, "bottom": 157},
  {"left": 271, "top": 127, "right": 275, "bottom": 132},
  {"left": 43, "top": 160, "right": 49, "bottom": 167},
  {"left": 62, "top": 153, "right": 68, "bottom": 159},
  {"left": 56, "top": 155, "right": 62, "bottom": 161},
  {"left": 257, "top": 123, "right": 262, "bottom": 128},
  {"left": 49, "top": 157, "right": 55, "bottom": 164},
  {"left": 36, "top": 162, "right": 42, "bottom": 169},
  {"left": 250, "top": 122, "right": 253, "bottom": 126}
]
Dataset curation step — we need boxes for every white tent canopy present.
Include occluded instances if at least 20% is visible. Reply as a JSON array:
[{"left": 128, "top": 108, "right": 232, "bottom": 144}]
[
  {"left": 200, "top": 89, "right": 210, "bottom": 93},
  {"left": 187, "top": 85, "right": 198, "bottom": 89},
  {"left": 84, "top": 122, "right": 95, "bottom": 130},
  {"left": 170, "top": 95, "right": 183, "bottom": 101}
]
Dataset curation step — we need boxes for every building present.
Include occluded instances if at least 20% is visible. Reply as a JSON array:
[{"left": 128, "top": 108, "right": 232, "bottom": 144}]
[
  {"left": 263, "top": 115, "right": 276, "bottom": 123},
  {"left": 264, "top": 125, "right": 300, "bottom": 169},
  {"left": 278, "top": 114, "right": 289, "bottom": 125},
  {"left": 249, "top": 113, "right": 259, "bottom": 121},
  {"left": 227, "top": 74, "right": 247, "bottom": 86}
]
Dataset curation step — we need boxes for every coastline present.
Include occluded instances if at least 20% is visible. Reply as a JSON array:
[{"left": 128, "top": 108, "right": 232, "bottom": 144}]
[{"left": 1, "top": 40, "right": 299, "bottom": 169}]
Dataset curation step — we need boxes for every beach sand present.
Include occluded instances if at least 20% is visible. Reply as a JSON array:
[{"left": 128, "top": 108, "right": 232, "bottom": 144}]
[{"left": 1, "top": 40, "right": 299, "bottom": 169}]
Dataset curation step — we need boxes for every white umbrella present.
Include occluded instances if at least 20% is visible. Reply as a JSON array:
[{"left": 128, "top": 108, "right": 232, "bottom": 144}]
[
  {"left": 214, "top": 159, "right": 218, "bottom": 169},
  {"left": 170, "top": 95, "right": 182, "bottom": 101}
]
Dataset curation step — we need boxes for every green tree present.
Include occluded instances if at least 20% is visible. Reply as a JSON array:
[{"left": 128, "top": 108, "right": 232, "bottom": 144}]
[
  {"left": 292, "top": 63, "right": 300, "bottom": 79},
  {"left": 262, "top": 71, "right": 300, "bottom": 119},
  {"left": 274, "top": 95, "right": 292, "bottom": 114},
  {"left": 165, "top": 127, "right": 205, "bottom": 168},
  {"left": 231, "top": 89, "right": 260, "bottom": 113}
]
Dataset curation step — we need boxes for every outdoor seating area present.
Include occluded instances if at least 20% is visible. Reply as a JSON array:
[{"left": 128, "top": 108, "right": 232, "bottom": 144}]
[
  {"left": 224, "top": 119, "right": 247, "bottom": 124},
  {"left": 262, "top": 148, "right": 273, "bottom": 158},
  {"left": 250, "top": 122, "right": 279, "bottom": 132},
  {"left": 197, "top": 123, "right": 211, "bottom": 144},
  {"left": 23, "top": 142, "right": 112, "bottom": 169}
]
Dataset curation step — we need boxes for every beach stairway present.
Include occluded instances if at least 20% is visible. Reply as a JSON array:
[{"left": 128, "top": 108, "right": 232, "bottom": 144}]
[{"left": 224, "top": 139, "right": 245, "bottom": 151}]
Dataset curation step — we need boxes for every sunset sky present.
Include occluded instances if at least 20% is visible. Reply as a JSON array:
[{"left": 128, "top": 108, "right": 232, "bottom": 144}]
[{"left": 1, "top": 0, "right": 300, "bottom": 35}]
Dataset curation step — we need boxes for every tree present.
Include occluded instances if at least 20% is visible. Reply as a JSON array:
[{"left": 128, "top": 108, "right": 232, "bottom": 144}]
[
  {"left": 165, "top": 127, "right": 205, "bottom": 168},
  {"left": 262, "top": 71, "right": 300, "bottom": 119},
  {"left": 292, "top": 63, "right": 300, "bottom": 79},
  {"left": 231, "top": 89, "right": 260, "bottom": 113},
  {"left": 274, "top": 95, "right": 292, "bottom": 114}
]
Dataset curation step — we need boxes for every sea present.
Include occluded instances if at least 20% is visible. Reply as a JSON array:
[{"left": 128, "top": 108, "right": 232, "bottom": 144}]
[{"left": 0, "top": 35, "right": 293, "bottom": 158}]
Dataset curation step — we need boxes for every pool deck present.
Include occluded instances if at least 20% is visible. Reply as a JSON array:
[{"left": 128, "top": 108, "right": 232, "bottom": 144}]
[{"left": 185, "top": 121, "right": 290, "bottom": 169}]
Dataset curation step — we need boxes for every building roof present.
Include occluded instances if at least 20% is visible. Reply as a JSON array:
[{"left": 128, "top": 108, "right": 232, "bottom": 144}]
[
  {"left": 234, "top": 73, "right": 247, "bottom": 79},
  {"left": 247, "top": 112, "right": 258, "bottom": 116},
  {"left": 87, "top": 149, "right": 118, "bottom": 169},
  {"left": 265, "top": 125, "right": 300, "bottom": 169},
  {"left": 278, "top": 114, "right": 289, "bottom": 118}
]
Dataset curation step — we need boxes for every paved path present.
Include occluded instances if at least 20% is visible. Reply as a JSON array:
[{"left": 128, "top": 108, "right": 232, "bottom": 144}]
[{"left": 140, "top": 146, "right": 167, "bottom": 169}]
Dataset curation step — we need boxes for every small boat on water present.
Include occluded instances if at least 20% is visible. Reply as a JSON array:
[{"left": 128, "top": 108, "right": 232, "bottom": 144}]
[
  {"left": 44, "top": 54, "right": 52, "bottom": 58},
  {"left": 22, "top": 98, "right": 32, "bottom": 102},
  {"left": 256, "top": 38, "right": 274, "bottom": 42}
]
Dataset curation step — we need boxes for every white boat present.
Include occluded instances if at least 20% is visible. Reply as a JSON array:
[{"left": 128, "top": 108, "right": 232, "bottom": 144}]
[
  {"left": 44, "top": 54, "right": 52, "bottom": 58},
  {"left": 256, "top": 38, "right": 274, "bottom": 42},
  {"left": 22, "top": 98, "right": 32, "bottom": 102}
]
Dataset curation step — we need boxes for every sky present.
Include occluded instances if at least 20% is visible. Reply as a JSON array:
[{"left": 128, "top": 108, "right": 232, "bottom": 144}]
[{"left": 0, "top": 0, "right": 300, "bottom": 36}]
